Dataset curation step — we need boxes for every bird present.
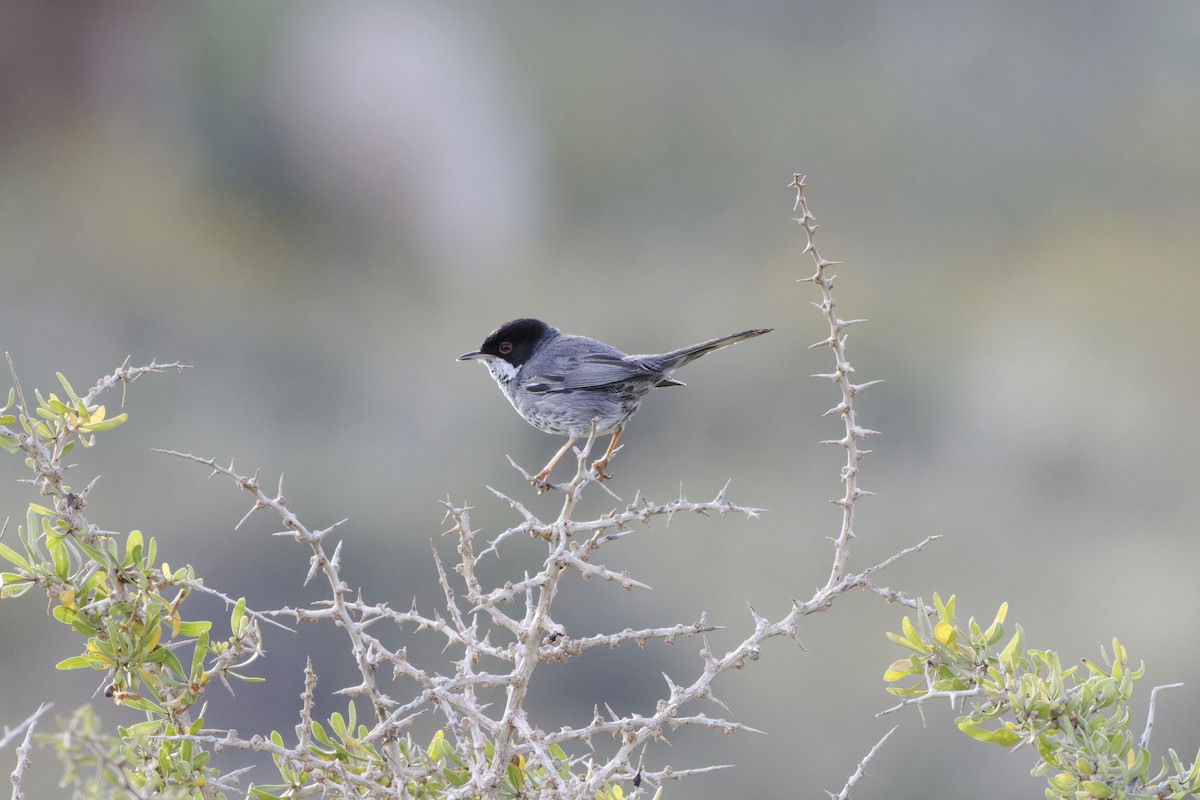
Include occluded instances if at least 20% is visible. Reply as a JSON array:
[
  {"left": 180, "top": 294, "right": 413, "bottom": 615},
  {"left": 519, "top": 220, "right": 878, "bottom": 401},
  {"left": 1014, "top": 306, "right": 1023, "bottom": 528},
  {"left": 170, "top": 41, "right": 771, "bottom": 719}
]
[{"left": 458, "top": 318, "right": 771, "bottom": 490}]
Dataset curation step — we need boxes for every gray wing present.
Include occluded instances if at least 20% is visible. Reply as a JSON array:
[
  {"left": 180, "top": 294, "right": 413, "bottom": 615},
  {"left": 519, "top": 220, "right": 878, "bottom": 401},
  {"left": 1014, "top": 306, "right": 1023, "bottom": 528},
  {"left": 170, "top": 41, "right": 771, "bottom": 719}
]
[{"left": 522, "top": 340, "right": 659, "bottom": 393}]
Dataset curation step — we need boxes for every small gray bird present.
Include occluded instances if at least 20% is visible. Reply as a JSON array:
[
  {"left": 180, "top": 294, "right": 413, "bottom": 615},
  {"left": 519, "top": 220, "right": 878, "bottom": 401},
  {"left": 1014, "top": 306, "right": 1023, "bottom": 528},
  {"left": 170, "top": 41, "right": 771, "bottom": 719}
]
[{"left": 458, "top": 318, "right": 771, "bottom": 490}]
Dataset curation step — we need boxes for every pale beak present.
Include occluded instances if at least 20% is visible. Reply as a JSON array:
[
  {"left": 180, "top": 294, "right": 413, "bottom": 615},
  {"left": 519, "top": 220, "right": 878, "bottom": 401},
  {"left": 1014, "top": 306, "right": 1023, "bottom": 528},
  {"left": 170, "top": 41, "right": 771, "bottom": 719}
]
[{"left": 457, "top": 351, "right": 492, "bottom": 362}]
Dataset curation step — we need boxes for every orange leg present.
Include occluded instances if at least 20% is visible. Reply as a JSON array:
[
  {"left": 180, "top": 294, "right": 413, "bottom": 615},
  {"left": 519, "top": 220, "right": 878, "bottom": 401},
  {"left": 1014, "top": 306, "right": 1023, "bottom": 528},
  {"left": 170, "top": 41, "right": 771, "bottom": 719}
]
[
  {"left": 533, "top": 435, "right": 579, "bottom": 492},
  {"left": 591, "top": 427, "right": 622, "bottom": 482}
]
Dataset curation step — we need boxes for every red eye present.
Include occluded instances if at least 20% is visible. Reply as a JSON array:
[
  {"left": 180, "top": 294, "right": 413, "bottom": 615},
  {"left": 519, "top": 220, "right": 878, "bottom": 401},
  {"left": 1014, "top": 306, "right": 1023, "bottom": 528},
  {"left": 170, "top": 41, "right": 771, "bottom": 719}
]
[{"left": 499, "top": 341, "right": 513, "bottom": 355}]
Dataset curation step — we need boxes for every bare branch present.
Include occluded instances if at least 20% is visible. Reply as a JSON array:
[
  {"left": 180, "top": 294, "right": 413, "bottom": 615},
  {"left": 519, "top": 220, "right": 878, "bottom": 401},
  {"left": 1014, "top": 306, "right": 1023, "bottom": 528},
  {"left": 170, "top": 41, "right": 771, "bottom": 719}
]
[
  {"left": 828, "top": 725, "right": 898, "bottom": 800},
  {"left": 1140, "top": 682, "right": 1184, "bottom": 751},
  {"left": 7, "top": 702, "right": 53, "bottom": 800}
]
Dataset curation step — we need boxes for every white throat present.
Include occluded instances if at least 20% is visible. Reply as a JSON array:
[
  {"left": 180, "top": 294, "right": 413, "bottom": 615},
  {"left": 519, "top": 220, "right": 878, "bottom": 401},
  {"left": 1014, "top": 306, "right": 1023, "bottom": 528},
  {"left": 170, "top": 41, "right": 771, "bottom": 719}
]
[{"left": 486, "top": 359, "right": 520, "bottom": 385}]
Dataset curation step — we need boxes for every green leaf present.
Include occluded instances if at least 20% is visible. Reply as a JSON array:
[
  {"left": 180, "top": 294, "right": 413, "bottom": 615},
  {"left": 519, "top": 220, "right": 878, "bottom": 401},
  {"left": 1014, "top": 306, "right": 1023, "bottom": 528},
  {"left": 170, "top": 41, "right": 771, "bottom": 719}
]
[
  {"left": 228, "top": 672, "right": 265, "bottom": 683},
  {"left": 443, "top": 767, "right": 470, "bottom": 787},
  {"left": 48, "top": 534, "right": 70, "bottom": 580},
  {"left": 43, "top": 393, "right": 70, "bottom": 414},
  {"left": 145, "top": 646, "right": 187, "bottom": 681},
  {"left": 51, "top": 604, "right": 75, "bottom": 625},
  {"left": 177, "top": 620, "right": 212, "bottom": 637},
  {"left": 1046, "top": 772, "right": 1077, "bottom": 791},
  {"left": 191, "top": 631, "right": 210, "bottom": 678},
  {"left": 1079, "top": 780, "right": 1113, "bottom": 798},
  {"left": 231, "top": 597, "right": 247, "bottom": 636},
  {"left": 884, "top": 657, "right": 919, "bottom": 682},
  {"left": 83, "top": 413, "right": 128, "bottom": 432},
  {"left": 73, "top": 613, "right": 98, "bottom": 636},
  {"left": 42, "top": 515, "right": 66, "bottom": 539},
  {"left": 0, "top": 542, "right": 31, "bottom": 571},
  {"left": 550, "top": 743, "right": 570, "bottom": 778},
  {"left": 958, "top": 719, "right": 1022, "bottom": 747},
  {"left": 119, "top": 695, "right": 164, "bottom": 714},
  {"left": 1000, "top": 625, "right": 1025, "bottom": 672},
  {"left": 125, "top": 529, "right": 143, "bottom": 567},
  {"left": 0, "top": 578, "right": 35, "bottom": 598},
  {"left": 56, "top": 656, "right": 95, "bottom": 670},
  {"left": 75, "top": 538, "right": 111, "bottom": 567},
  {"left": 56, "top": 373, "right": 81, "bottom": 403},
  {"left": 885, "top": 630, "right": 928, "bottom": 654},
  {"left": 136, "top": 610, "right": 162, "bottom": 652},
  {"left": 900, "top": 615, "right": 927, "bottom": 651},
  {"left": 941, "top": 594, "right": 957, "bottom": 624}
]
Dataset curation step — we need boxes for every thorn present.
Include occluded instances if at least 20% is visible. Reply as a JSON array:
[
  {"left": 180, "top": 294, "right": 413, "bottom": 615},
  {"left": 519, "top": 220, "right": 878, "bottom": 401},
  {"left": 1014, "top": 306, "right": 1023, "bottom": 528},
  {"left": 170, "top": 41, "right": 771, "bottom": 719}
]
[
  {"left": 850, "top": 379, "right": 885, "bottom": 394},
  {"left": 235, "top": 501, "right": 262, "bottom": 530}
]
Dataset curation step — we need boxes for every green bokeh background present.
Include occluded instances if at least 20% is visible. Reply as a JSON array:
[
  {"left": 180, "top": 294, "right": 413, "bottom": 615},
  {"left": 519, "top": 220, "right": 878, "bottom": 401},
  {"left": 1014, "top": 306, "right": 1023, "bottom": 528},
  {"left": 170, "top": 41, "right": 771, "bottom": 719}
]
[{"left": 2, "top": 2, "right": 1199, "bottom": 796}]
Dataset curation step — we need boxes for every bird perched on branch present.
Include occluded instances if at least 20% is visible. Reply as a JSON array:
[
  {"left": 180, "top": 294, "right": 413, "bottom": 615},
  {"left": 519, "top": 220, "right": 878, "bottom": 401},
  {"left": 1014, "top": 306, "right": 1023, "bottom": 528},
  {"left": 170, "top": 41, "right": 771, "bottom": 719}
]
[{"left": 458, "top": 318, "right": 771, "bottom": 491}]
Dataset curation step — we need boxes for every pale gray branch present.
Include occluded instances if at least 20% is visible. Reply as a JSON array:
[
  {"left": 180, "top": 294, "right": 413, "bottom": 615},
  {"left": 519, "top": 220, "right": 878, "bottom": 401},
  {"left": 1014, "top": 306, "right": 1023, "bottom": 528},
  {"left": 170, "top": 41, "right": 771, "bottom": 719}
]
[
  {"left": 7, "top": 702, "right": 53, "bottom": 800},
  {"left": 828, "top": 725, "right": 898, "bottom": 800}
]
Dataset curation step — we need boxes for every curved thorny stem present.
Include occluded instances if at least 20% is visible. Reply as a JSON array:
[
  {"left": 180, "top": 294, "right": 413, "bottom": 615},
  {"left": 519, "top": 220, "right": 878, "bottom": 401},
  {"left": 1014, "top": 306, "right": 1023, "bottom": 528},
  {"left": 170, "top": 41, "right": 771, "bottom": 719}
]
[{"left": 790, "top": 174, "right": 882, "bottom": 591}]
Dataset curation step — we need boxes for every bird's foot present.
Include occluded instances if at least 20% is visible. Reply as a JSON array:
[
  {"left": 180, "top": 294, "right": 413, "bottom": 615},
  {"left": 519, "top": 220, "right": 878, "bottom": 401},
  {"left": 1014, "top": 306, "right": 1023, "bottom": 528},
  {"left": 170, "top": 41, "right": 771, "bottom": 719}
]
[
  {"left": 591, "top": 459, "right": 613, "bottom": 482},
  {"left": 532, "top": 469, "right": 553, "bottom": 493}
]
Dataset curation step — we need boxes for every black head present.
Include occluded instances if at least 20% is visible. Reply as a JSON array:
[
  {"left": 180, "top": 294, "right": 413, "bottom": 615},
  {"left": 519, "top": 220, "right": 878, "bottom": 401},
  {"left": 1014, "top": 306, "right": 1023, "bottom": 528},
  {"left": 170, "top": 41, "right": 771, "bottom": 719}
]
[{"left": 457, "top": 318, "right": 557, "bottom": 367}]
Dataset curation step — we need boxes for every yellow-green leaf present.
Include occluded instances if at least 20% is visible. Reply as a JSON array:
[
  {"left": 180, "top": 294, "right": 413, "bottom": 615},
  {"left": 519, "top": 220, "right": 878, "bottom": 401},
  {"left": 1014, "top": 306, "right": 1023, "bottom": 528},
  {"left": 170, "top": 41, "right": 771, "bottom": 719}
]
[
  {"left": 125, "top": 530, "right": 143, "bottom": 566},
  {"left": 884, "top": 658, "right": 918, "bottom": 682},
  {"left": 82, "top": 412, "right": 128, "bottom": 432},
  {"left": 901, "top": 615, "right": 925, "bottom": 650},
  {"left": 885, "top": 630, "right": 928, "bottom": 654},
  {"left": 56, "top": 656, "right": 94, "bottom": 670},
  {"left": 1000, "top": 625, "right": 1024, "bottom": 672},
  {"left": 934, "top": 621, "right": 957, "bottom": 647},
  {"left": 177, "top": 620, "right": 212, "bottom": 637},
  {"left": 1080, "top": 780, "right": 1113, "bottom": 798},
  {"left": 957, "top": 719, "right": 1022, "bottom": 747},
  {"left": 231, "top": 597, "right": 247, "bottom": 636},
  {"left": 428, "top": 730, "right": 445, "bottom": 760}
]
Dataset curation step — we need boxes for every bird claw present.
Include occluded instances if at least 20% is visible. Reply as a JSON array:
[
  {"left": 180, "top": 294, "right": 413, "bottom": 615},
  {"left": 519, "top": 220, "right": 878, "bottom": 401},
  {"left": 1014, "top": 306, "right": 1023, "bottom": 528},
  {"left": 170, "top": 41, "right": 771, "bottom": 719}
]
[
  {"left": 591, "top": 460, "right": 613, "bottom": 482},
  {"left": 532, "top": 470, "right": 554, "bottom": 493}
]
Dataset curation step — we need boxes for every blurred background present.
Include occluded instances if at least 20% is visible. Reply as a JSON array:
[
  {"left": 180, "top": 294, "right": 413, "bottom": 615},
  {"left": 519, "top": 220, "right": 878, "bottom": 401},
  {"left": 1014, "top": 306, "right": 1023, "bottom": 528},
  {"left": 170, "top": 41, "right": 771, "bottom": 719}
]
[{"left": 2, "top": 1, "right": 1199, "bottom": 796}]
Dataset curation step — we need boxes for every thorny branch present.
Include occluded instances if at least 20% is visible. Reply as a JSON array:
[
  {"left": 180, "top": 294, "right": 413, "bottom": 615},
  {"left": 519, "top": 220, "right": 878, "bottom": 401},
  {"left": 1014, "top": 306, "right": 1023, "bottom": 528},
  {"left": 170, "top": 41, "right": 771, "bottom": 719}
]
[
  {"left": 789, "top": 174, "right": 883, "bottom": 593},
  {"left": 6, "top": 702, "right": 53, "bottom": 800},
  {"left": 147, "top": 175, "right": 919, "bottom": 797},
  {"left": 828, "top": 725, "right": 897, "bottom": 800}
]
